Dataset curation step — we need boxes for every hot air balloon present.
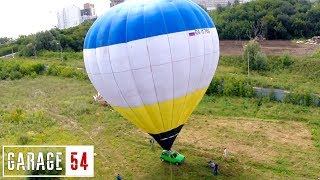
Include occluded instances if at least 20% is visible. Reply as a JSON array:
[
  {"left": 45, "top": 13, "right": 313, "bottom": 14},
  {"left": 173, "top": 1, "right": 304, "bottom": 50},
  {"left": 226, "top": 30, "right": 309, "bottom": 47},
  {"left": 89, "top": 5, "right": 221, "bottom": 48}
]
[{"left": 83, "top": 0, "right": 219, "bottom": 151}]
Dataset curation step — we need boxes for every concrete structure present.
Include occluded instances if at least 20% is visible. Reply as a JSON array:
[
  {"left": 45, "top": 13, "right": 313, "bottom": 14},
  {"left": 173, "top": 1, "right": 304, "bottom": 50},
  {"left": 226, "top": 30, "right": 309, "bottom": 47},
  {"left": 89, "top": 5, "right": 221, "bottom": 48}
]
[
  {"left": 57, "top": 5, "right": 81, "bottom": 29},
  {"left": 83, "top": 3, "right": 96, "bottom": 16},
  {"left": 193, "top": 0, "right": 248, "bottom": 11},
  {"left": 81, "top": 3, "right": 97, "bottom": 23},
  {"left": 110, "top": 0, "right": 125, "bottom": 7},
  {"left": 57, "top": 3, "right": 97, "bottom": 29}
]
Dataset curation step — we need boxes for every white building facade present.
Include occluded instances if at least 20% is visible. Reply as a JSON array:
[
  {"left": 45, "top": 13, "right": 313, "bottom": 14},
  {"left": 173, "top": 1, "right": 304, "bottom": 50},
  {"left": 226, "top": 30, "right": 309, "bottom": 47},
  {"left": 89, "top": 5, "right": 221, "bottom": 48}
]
[
  {"left": 57, "top": 5, "right": 81, "bottom": 29},
  {"left": 81, "top": 3, "right": 97, "bottom": 23}
]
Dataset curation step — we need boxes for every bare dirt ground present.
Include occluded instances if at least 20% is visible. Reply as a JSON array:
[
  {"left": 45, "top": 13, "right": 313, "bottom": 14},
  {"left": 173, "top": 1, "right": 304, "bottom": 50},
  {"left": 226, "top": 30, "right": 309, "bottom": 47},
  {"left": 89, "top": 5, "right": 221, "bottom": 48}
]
[{"left": 220, "top": 40, "right": 320, "bottom": 56}]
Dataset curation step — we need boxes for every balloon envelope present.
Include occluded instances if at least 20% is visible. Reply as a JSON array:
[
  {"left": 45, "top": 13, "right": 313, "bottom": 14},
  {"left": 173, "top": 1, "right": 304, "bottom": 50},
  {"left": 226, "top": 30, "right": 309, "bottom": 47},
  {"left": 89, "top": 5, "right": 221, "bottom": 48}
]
[{"left": 83, "top": 0, "right": 219, "bottom": 150}]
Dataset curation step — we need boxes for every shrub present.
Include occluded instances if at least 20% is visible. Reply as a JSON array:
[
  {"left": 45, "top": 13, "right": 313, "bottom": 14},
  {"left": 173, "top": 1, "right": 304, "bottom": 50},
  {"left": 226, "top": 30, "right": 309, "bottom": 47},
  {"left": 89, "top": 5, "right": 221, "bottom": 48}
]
[
  {"left": 8, "top": 108, "right": 25, "bottom": 123},
  {"left": 47, "top": 65, "right": 60, "bottom": 76},
  {"left": 243, "top": 40, "right": 269, "bottom": 71},
  {"left": 46, "top": 65, "right": 88, "bottom": 80},
  {"left": 29, "top": 72, "right": 37, "bottom": 78},
  {"left": 9, "top": 71, "right": 23, "bottom": 80},
  {"left": 38, "top": 50, "right": 83, "bottom": 60},
  {"left": 219, "top": 56, "right": 243, "bottom": 67},
  {"left": 207, "top": 77, "right": 224, "bottom": 96},
  {"left": 60, "top": 67, "right": 75, "bottom": 77},
  {"left": 303, "top": 93, "right": 313, "bottom": 107},
  {"left": 0, "top": 60, "right": 45, "bottom": 80},
  {"left": 242, "top": 83, "right": 255, "bottom": 97},
  {"left": 283, "top": 91, "right": 318, "bottom": 107},
  {"left": 280, "top": 53, "right": 294, "bottom": 68},
  {"left": 206, "top": 76, "right": 254, "bottom": 98},
  {"left": 268, "top": 89, "right": 278, "bottom": 102},
  {"left": 18, "top": 135, "right": 30, "bottom": 145},
  {"left": 0, "top": 44, "right": 18, "bottom": 56}
]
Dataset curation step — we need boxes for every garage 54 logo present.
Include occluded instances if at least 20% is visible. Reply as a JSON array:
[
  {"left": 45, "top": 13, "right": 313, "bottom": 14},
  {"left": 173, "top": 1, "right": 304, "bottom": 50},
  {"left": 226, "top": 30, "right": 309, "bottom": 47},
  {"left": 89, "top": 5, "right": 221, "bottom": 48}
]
[{"left": 2, "top": 145, "right": 94, "bottom": 177}]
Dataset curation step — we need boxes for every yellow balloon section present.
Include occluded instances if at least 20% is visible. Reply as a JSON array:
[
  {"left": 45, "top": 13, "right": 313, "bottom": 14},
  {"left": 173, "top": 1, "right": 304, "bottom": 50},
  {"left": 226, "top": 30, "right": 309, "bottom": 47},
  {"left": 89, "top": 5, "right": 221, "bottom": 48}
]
[{"left": 114, "top": 87, "right": 207, "bottom": 134}]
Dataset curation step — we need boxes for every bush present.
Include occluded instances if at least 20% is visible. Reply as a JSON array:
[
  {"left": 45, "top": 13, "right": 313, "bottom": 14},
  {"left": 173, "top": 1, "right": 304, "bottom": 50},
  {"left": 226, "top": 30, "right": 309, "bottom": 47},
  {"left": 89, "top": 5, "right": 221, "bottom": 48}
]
[
  {"left": 268, "top": 89, "right": 278, "bottom": 102},
  {"left": 60, "top": 67, "right": 75, "bottom": 77},
  {"left": 242, "top": 83, "right": 255, "bottom": 97},
  {"left": 0, "top": 60, "right": 46, "bottom": 80},
  {"left": 206, "top": 76, "right": 254, "bottom": 98},
  {"left": 206, "top": 76, "right": 318, "bottom": 107},
  {"left": 7, "top": 108, "right": 25, "bottom": 123},
  {"left": 292, "top": 58, "right": 320, "bottom": 80},
  {"left": 280, "top": 53, "right": 294, "bottom": 68},
  {"left": 0, "top": 44, "right": 18, "bottom": 56},
  {"left": 18, "top": 135, "right": 30, "bottom": 145},
  {"left": 9, "top": 71, "right": 23, "bottom": 80},
  {"left": 46, "top": 64, "right": 88, "bottom": 80},
  {"left": 207, "top": 77, "right": 224, "bottom": 96},
  {"left": 219, "top": 55, "right": 243, "bottom": 67},
  {"left": 283, "top": 92, "right": 319, "bottom": 107},
  {"left": 47, "top": 65, "right": 60, "bottom": 76},
  {"left": 243, "top": 40, "right": 269, "bottom": 71},
  {"left": 38, "top": 50, "right": 83, "bottom": 60}
]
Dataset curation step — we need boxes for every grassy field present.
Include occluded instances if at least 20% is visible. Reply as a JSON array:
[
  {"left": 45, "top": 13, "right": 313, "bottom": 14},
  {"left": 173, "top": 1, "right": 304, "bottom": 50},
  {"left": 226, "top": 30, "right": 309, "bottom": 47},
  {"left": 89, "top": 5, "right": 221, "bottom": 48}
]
[{"left": 0, "top": 76, "right": 319, "bottom": 179}]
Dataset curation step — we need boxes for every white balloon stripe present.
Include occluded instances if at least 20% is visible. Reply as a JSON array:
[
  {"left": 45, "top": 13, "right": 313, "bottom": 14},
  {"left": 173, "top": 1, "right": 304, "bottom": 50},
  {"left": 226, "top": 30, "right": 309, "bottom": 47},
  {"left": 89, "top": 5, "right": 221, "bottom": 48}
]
[{"left": 84, "top": 28, "right": 219, "bottom": 108}]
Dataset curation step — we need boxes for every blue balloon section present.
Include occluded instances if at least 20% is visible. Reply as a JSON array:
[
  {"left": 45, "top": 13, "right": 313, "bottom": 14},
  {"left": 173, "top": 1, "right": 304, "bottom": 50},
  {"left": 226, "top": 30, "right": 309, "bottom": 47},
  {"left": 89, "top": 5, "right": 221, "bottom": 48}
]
[{"left": 84, "top": 0, "right": 215, "bottom": 49}]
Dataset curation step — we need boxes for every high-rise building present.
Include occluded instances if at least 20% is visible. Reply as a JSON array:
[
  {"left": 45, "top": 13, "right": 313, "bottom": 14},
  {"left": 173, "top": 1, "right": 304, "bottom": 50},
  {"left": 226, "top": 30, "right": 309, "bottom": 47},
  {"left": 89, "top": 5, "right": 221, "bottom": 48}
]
[
  {"left": 83, "top": 3, "right": 96, "bottom": 16},
  {"left": 57, "top": 3, "right": 97, "bottom": 29},
  {"left": 81, "top": 3, "right": 97, "bottom": 23},
  {"left": 57, "top": 5, "right": 81, "bottom": 29}
]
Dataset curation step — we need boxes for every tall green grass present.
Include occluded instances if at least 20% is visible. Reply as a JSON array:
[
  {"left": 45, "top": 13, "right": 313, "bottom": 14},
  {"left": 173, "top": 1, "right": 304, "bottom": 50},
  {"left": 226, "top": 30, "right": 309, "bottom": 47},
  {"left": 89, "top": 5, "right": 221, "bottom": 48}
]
[
  {"left": 0, "top": 60, "right": 87, "bottom": 80},
  {"left": 38, "top": 50, "right": 83, "bottom": 60},
  {"left": 0, "top": 60, "right": 45, "bottom": 80}
]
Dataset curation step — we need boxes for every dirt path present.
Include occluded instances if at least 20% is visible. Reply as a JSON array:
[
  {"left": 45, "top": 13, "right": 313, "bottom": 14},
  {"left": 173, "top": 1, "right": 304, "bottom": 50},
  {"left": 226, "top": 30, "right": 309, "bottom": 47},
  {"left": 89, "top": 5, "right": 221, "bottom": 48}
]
[{"left": 220, "top": 40, "right": 320, "bottom": 56}]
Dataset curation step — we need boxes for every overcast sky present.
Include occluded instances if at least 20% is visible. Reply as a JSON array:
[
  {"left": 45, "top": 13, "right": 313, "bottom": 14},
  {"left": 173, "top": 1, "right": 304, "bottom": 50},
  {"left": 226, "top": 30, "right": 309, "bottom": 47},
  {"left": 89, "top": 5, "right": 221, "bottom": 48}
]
[{"left": 0, "top": 0, "right": 110, "bottom": 38}]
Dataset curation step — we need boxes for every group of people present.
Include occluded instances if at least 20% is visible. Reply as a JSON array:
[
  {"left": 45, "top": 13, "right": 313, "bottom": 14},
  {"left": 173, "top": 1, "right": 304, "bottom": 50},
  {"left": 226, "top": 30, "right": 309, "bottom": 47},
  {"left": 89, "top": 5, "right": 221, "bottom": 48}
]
[
  {"left": 208, "top": 148, "right": 228, "bottom": 176},
  {"left": 208, "top": 161, "right": 219, "bottom": 176}
]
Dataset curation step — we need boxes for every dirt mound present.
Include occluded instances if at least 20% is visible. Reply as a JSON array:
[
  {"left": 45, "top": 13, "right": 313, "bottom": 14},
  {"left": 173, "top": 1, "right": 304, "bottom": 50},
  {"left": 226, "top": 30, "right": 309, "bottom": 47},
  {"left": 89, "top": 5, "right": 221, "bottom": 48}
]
[{"left": 220, "top": 40, "right": 319, "bottom": 56}]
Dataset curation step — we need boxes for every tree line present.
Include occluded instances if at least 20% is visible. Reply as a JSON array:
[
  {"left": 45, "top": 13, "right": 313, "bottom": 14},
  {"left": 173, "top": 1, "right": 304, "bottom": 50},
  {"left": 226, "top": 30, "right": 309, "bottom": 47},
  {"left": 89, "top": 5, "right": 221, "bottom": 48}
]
[
  {"left": 0, "top": 20, "right": 94, "bottom": 57},
  {"left": 209, "top": 0, "right": 320, "bottom": 40},
  {"left": 1, "top": 0, "right": 320, "bottom": 57}
]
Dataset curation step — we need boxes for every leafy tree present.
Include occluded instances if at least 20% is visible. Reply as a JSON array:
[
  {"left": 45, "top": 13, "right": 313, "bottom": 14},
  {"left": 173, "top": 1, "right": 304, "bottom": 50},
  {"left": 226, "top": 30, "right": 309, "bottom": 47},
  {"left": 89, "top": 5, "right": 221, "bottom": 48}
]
[
  {"left": 243, "top": 40, "right": 268, "bottom": 71},
  {"left": 0, "top": 37, "right": 12, "bottom": 45},
  {"left": 210, "top": 0, "right": 319, "bottom": 40},
  {"left": 20, "top": 43, "right": 36, "bottom": 57}
]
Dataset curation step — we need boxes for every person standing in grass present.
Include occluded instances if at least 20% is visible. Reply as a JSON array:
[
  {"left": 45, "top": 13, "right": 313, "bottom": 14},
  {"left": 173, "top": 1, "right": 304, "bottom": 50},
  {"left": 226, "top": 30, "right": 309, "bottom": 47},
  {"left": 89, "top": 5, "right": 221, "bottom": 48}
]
[
  {"left": 116, "top": 174, "right": 122, "bottom": 180},
  {"left": 214, "top": 163, "right": 219, "bottom": 176},
  {"left": 150, "top": 138, "right": 155, "bottom": 149},
  {"left": 208, "top": 160, "right": 215, "bottom": 173},
  {"left": 223, "top": 148, "right": 227, "bottom": 157}
]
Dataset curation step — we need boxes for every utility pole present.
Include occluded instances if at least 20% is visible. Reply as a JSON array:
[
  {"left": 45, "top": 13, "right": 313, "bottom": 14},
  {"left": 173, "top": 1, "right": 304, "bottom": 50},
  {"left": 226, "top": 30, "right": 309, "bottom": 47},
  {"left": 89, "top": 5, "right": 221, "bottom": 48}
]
[
  {"left": 56, "top": 42, "right": 63, "bottom": 61},
  {"left": 60, "top": 46, "right": 63, "bottom": 61},
  {"left": 34, "top": 46, "right": 37, "bottom": 58},
  {"left": 247, "top": 52, "right": 250, "bottom": 77},
  {"left": 245, "top": 44, "right": 250, "bottom": 77},
  {"left": 11, "top": 47, "right": 14, "bottom": 58}
]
